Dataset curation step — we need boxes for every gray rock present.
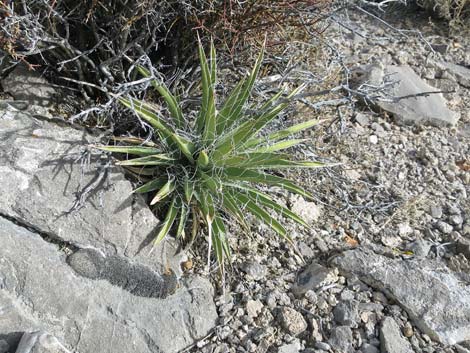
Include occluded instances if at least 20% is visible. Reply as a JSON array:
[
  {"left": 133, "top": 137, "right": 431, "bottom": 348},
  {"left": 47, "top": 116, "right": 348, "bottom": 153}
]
[
  {"left": 449, "top": 215, "right": 464, "bottom": 226},
  {"left": 241, "top": 261, "right": 266, "bottom": 280},
  {"left": 246, "top": 300, "right": 264, "bottom": 318},
  {"left": 310, "top": 318, "right": 323, "bottom": 342},
  {"left": 464, "top": 224, "right": 470, "bottom": 236},
  {"left": 369, "top": 135, "right": 378, "bottom": 144},
  {"left": 448, "top": 204, "right": 462, "bottom": 215},
  {"left": 298, "top": 241, "right": 315, "bottom": 259},
  {"left": 292, "top": 263, "right": 338, "bottom": 296},
  {"left": 355, "top": 113, "right": 370, "bottom": 126},
  {"left": 305, "top": 290, "right": 318, "bottom": 304},
  {"left": 358, "top": 64, "right": 459, "bottom": 127},
  {"left": 436, "top": 221, "right": 453, "bottom": 234},
  {"left": 361, "top": 343, "right": 379, "bottom": 353},
  {"left": 0, "top": 108, "right": 182, "bottom": 276},
  {"left": 372, "top": 291, "right": 388, "bottom": 304},
  {"left": 436, "top": 62, "right": 470, "bottom": 88},
  {"left": 0, "top": 196, "right": 217, "bottom": 353},
  {"left": 406, "top": 239, "right": 433, "bottom": 258},
  {"left": 430, "top": 205, "right": 443, "bottom": 219},
  {"left": 15, "top": 331, "right": 71, "bottom": 353},
  {"left": 459, "top": 341, "right": 470, "bottom": 350},
  {"left": 340, "top": 289, "right": 355, "bottom": 301},
  {"left": 371, "top": 124, "right": 385, "bottom": 136},
  {"left": 277, "top": 342, "right": 301, "bottom": 353},
  {"left": 290, "top": 195, "right": 321, "bottom": 224},
  {"left": 328, "top": 326, "right": 353, "bottom": 353},
  {"left": 314, "top": 238, "right": 329, "bottom": 253},
  {"left": 397, "top": 223, "right": 413, "bottom": 237},
  {"left": 333, "top": 300, "right": 359, "bottom": 327},
  {"left": 278, "top": 307, "right": 308, "bottom": 336},
  {"left": 403, "top": 322, "right": 414, "bottom": 338},
  {"left": 2, "top": 64, "right": 56, "bottom": 106},
  {"left": 332, "top": 246, "right": 470, "bottom": 345},
  {"left": 313, "top": 341, "right": 331, "bottom": 351},
  {"left": 380, "top": 317, "right": 414, "bottom": 353}
]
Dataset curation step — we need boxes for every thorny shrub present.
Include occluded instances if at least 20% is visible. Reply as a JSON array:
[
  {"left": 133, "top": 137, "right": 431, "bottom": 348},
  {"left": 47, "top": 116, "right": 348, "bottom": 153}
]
[
  {"left": 0, "top": 0, "right": 328, "bottom": 102},
  {"left": 417, "top": 0, "right": 469, "bottom": 25}
]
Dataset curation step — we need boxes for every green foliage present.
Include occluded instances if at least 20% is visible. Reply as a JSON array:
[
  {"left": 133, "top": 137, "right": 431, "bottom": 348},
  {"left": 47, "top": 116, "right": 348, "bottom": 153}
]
[{"left": 96, "top": 39, "right": 323, "bottom": 271}]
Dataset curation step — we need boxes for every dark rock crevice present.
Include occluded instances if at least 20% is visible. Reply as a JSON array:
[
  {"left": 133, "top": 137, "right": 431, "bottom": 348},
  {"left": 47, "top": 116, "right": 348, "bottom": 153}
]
[
  {"left": 0, "top": 211, "right": 78, "bottom": 253},
  {"left": 0, "top": 213, "right": 177, "bottom": 299},
  {"left": 0, "top": 331, "right": 23, "bottom": 353}
]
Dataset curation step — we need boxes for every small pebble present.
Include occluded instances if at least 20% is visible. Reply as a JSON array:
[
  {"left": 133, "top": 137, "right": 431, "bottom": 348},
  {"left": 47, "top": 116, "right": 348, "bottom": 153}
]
[
  {"left": 437, "top": 221, "right": 453, "bottom": 234},
  {"left": 403, "top": 322, "right": 414, "bottom": 337},
  {"left": 314, "top": 341, "right": 331, "bottom": 351}
]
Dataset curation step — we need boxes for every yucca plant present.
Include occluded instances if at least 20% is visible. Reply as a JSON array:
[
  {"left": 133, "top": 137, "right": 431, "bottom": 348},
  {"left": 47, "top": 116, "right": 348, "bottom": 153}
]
[{"left": 96, "top": 38, "right": 324, "bottom": 271}]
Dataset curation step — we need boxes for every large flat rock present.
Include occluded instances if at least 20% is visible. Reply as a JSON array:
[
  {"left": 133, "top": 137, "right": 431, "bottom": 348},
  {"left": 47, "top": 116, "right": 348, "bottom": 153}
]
[
  {"left": 0, "top": 107, "right": 176, "bottom": 273},
  {"left": 359, "top": 64, "right": 460, "bottom": 127},
  {"left": 0, "top": 107, "right": 218, "bottom": 352},
  {"left": 332, "top": 246, "right": 470, "bottom": 345},
  {"left": 0, "top": 217, "right": 216, "bottom": 353}
]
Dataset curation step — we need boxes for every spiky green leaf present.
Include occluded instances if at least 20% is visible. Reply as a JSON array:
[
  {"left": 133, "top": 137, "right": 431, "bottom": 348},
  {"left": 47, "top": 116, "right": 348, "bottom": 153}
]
[
  {"left": 153, "top": 198, "right": 179, "bottom": 245},
  {"left": 247, "top": 139, "right": 307, "bottom": 153},
  {"left": 94, "top": 145, "right": 162, "bottom": 156},
  {"left": 120, "top": 97, "right": 195, "bottom": 162},
  {"left": 198, "top": 188, "right": 215, "bottom": 226},
  {"left": 116, "top": 154, "right": 176, "bottom": 166},
  {"left": 133, "top": 177, "right": 168, "bottom": 194},
  {"left": 121, "top": 166, "right": 157, "bottom": 176},
  {"left": 230, "top": 191, "right": 289, "bottom": 240},
  {"left": 225, "top": 184, "right": 307, "bottom": 227},
  {"left": 196, "top": 38, "right": 217, "bottom": 142},
  {"left": 243, "top": 118, "right": 322, "bottom": 149},
  {"left": 137, "top": 66, "right": 184, "bottom": 128},
  {"left": 216, "top": 42, "right": 265, "bottom": 133},
  {"left": 224, "top": 168, "right": 313, "bottom": 200},
  {"left": 176, "top": 204, "right": 189, "bottom": 239},
  {"left": 222, "top": 192, "right": 250, "bottom": 231},
  {"left": 212, "top": 214, "right": 230, "bottom": 266},
  {"left": 150, "top": 178, "right": 176, "bottom": 205},
  {"left": 213, "top": 87, "right": 302, "bottom": 158},
  {"left": 110, "top": 137, "right": 158, "bottom": 147},
  {"left": 215, "top": 152, "right": 323, "bottom": 169},
  {"left": 184, "top": 176, "right": 195, "bottom": 204},
  {"left": 197, "top": 150, "right": 210, "bottom": 169}
]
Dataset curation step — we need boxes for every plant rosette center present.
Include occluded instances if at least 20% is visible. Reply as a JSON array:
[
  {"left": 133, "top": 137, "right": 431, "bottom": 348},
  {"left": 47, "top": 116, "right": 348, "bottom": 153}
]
[{"left": 95, "top": 38, "right": 324, "bottom": 271}]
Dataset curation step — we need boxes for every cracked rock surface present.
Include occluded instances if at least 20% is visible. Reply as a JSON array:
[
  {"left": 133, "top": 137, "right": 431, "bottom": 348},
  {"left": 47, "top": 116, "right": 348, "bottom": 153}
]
[
  {"left": 332, "top": 245, "right": 470, "bottom": 345},
  {"left": 354, "top": 64, "right": 460, "bottom": 127},
  {"left": 0, "top": 206, "right": 216, "bottom": 353},
  {"left": 0, "top": 107, "right": 217, "bottom": 353},
  {"left": 0, "top": 107, "right": 178, "bottom": 273}
]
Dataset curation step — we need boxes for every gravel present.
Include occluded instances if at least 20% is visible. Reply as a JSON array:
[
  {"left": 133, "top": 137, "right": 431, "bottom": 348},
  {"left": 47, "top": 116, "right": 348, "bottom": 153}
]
[{"left": 183, "top": 5, "right": 469, "bottom": 353}]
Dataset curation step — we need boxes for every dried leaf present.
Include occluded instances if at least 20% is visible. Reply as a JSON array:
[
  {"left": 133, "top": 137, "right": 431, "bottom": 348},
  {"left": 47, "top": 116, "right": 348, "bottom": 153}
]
[
  {"left": 344, "top": 234, "right": 359, "bottom": 247},
  {"left": 456, "top": 160, "right": 470, "bottom": 172}
]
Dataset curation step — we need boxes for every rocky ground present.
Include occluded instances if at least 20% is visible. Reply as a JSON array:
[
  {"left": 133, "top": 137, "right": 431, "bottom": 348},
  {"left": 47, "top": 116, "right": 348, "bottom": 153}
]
[
  {"left": 0, "top": 4, "right": 469, "bottom": 353},
  {"left": 183, "top": 6, "right": 470, "bottom": 353}
]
